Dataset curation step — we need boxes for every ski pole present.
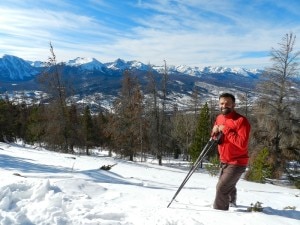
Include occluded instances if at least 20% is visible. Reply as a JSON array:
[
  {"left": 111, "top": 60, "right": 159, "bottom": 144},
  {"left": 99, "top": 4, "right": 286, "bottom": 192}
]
[
  {"left": 167, "top": 140, "right": 214, "bottom": 208},
  {"left": 167, "top": 132, "right": 222, "bottom": 208}
]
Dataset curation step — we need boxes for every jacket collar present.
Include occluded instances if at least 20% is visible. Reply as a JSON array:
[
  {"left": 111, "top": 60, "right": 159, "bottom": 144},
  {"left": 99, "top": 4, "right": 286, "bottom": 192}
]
[{"left": 223, "top": 110, "right": 236, "bottom": 119}]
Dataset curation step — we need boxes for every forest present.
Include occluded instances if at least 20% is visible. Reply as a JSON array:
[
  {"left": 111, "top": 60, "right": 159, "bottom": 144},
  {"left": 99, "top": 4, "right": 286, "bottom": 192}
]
[{"left": 0, "top": 33, "right": 299, "bottom": 188}]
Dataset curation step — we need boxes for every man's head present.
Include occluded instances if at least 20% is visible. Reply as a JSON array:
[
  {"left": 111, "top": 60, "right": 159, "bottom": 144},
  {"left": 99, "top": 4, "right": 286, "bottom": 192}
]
[{"left": 219, "top": 93, "right": 235, "bottom": 115}]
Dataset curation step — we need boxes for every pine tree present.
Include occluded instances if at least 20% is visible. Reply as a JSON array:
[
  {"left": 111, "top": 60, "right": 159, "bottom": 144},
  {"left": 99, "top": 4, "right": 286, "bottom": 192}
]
[
  {"left": 67, "top": 104, "right": 81, "bottom": 153},
  {"left": 246, "top": 147, "right": 272, "bottom": 183},
  {"left": 24, "top": 105, "right": 45, "bottom": 144},
  {"left": 189, "top": 102, "right": 211, "bottom": 166},
  {"left": 81, "top": 105, "right": 94, "bottom": 155},
  {"left": 0, "top": 99, "right": 18, "bottom": 142}
]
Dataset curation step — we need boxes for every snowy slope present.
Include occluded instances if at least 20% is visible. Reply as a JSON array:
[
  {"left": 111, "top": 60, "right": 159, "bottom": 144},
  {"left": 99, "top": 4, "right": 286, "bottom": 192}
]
[
  {"left": 0, "top": 55, "right": 39, "bottom": 80},
  {"left": 65, "top": 57, "right": 105, "bottom": 72},
  {"left": 0, "top": 142, "right": 299, "bottom": 225}
]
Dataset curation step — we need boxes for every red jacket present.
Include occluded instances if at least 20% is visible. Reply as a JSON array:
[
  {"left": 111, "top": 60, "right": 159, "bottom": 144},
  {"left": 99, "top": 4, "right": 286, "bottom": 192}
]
[{"left": 214, "top": 111, "right": 251, "bottom": 166}]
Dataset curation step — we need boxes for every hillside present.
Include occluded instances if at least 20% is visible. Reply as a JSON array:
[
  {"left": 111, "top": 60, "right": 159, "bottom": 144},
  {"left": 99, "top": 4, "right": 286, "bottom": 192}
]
[{"left": 0, "top": 141, "right": 299, "bottom": 224}]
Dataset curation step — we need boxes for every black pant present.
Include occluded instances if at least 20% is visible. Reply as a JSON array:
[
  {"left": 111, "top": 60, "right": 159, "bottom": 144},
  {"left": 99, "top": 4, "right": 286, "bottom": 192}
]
[{"left": 213, "top": 164, "right": 246, "bottom": 210}]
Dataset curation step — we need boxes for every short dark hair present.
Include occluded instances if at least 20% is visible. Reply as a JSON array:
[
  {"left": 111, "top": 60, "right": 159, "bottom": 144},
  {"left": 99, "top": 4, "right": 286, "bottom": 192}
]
[{"left": 219, "top": 93, "right": 235, "bottom": 103}]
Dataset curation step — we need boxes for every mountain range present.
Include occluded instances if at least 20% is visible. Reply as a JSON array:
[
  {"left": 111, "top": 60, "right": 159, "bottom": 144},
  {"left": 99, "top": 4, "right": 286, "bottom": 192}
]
[{"left": 0, "top": 54, "right": 263, "bottom": 110}]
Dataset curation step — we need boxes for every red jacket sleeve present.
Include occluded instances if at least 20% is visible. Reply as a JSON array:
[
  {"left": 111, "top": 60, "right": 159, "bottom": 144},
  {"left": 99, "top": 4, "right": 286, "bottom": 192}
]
[{"left": 222, "top": 116, "right": 250, "bottom": 150}]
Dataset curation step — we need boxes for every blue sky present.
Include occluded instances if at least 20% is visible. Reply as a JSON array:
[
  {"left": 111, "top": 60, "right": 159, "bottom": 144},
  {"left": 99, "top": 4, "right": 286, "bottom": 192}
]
[{"left": 0, "top": 0, "right": 300, "bottom": 69}]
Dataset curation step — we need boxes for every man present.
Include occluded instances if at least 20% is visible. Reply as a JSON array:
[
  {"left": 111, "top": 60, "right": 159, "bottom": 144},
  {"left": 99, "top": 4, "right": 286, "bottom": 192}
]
[{"left": 211, "top": 93, "right": 251, "bottom": 210}]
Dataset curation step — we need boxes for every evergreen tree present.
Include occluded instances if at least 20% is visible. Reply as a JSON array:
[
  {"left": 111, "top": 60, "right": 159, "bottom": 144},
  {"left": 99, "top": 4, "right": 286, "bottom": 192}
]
[
  {"left": 24, "top": 105, "right": 46, "bottom": 144},
  {"left": 189, "top": 102, "right": 211, "bottom": 166},
  {"left": 94, "top": 111, "right": 109, "bottom": 148},
  {"left": 205, "top": 154, "right": 220, "bottom": 176},
  {"left": 81, "top": 105, "right": 95, "bottom": 155},
  {"left": 245, "top": 147, "right": 272, "bottom": 183},
  {"left": 67, "top": 104, "right": 81, "bottom": 153},
  {"left": 15, "top": 102, "right": 29, "bottom": 142},
  {"left": 0, "top": 99, "right": 18, "bottom": 142}
]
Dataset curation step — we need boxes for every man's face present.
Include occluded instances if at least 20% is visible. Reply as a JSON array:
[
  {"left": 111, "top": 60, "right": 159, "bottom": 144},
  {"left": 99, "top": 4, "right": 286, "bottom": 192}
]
[{"left": 219, "top": 97, "right": 235, "bottom": 115}]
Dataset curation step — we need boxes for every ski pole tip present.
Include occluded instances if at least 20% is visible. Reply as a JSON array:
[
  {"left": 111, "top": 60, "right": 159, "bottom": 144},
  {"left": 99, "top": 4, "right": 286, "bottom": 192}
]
[{"left": 167, "top": 201, "right": 173, "bottom": 208}]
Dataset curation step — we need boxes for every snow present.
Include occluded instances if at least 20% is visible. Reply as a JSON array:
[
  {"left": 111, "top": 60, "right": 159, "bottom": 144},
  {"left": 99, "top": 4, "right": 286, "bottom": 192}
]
[
  {"left": 65, "top": 57, "right": 104, "bottom": 71},
  {"left": 0, "top": 55, "right": 39, "bottom": 80},
  {"left": 0, "top": 142, "right": 299, "bottom": 225},
  {"left": 159, "top": 64, "right": 262, "bottom": 78}
]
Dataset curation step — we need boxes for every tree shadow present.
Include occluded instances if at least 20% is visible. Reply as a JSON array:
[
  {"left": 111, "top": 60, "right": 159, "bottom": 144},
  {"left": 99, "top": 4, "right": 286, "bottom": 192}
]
[
  {"left": 80, "top": 169, "right": 171, "bottom": 190},
  {"left": 0, "top": 153, "right": 171, "bottom": 190},
  {"left": 0, "top": 153, "right": 67, "bottom": 174},
  {"left": 263, "top": 207, "right": 300, "bottom": 221}
]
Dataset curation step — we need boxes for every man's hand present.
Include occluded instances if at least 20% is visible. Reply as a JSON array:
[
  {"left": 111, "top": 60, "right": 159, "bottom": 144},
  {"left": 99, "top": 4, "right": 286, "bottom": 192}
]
[
  {"left": 218, "top": 125, "right": 225, "bottom": 132},
  {"left": 211, "top": 125, "right": 219, "bottom": 136},
  {"left": 211, "top": 125, "right": 225, "bottom": 136}
]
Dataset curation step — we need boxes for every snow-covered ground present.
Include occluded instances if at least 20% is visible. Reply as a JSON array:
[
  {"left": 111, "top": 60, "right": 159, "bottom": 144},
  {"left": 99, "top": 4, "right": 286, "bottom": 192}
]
[{"left": 0, "top": 142, "right": 299, "bottom": 225}]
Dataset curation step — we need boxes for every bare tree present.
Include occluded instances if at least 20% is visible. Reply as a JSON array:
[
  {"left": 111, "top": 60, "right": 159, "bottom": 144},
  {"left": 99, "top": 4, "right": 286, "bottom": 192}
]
[
  {"left": 145, "top": 67, "right": 161, "bottom": 163},
  {"left": 190, "top": 86, "right": 201, "bottom": 114},
  {"left": 157, "top": 60, "right": 170, "bottom": 165},
  {"left": 237, "top": 91, "right": 251, "bottom": 117},
  {"left": 253, "top": 32, "right": 300, "bottom": 178},
  {"left": 171, "top": 111, "right": 195, "bottom": 161},
  {"left": 111, "top": 70, "right": 144, "bottom": 161},
  {"left": 38, "top": 43, "right": 72, "bottom": 152}
]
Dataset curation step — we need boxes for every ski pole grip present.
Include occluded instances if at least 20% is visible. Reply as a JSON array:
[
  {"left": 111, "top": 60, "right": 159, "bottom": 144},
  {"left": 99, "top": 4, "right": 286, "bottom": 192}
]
[{"left": 215, "top": 132, "right": 223, "bottom": 144}]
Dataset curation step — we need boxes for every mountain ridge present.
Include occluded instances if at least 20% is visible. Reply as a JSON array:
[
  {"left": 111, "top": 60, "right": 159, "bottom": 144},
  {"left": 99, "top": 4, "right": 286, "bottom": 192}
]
[
  {"left": 0, "top": 54, "right": 263, "bottom": 111},
  {"left": 0, "top": 54, "right": 262, "bottom": 81}
]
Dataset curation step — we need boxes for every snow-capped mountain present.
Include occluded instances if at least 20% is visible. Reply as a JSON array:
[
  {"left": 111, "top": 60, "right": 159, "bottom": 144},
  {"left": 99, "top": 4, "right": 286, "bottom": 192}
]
[
  {"left": 65, "top": 57, "right": 105, "bottom": 72},
  {"left": 0, "top": 54, "right": 265, "bottom": 110},
  {"left": 28, "top": 60, "right": 47, "bottom": 68},
  {"left": 0, "top": 54, "right": 262, "bottom": 81},
  {"left": 105, "top": 58, "right": 150, "bottom": 71},
  {"left": 153, "top": 64, "right": 262, "bottom": 78},
  {"left": 0, "top": 55, "right": 39, "bottom": 80},
  {"left": 103, "top": 59, "right": 262, "bottom": 78}
]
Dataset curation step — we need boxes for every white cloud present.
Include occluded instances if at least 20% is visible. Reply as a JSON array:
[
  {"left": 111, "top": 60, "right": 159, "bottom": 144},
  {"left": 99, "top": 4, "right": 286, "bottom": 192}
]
[{"left": 0, "top": 0, "right": 299, "bottom": 68}]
